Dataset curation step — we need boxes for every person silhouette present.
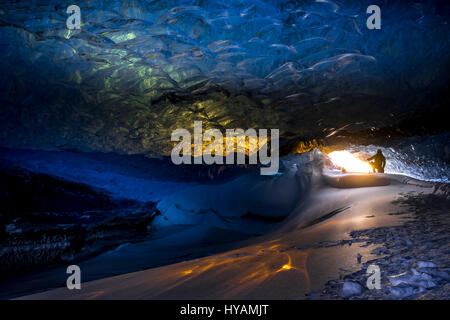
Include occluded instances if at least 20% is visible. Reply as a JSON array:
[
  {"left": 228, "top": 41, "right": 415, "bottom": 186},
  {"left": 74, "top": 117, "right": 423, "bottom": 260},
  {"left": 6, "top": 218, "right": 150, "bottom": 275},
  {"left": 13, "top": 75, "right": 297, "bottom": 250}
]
[{"left": 367, "top": 149, "right": 386, "bottom": 173}]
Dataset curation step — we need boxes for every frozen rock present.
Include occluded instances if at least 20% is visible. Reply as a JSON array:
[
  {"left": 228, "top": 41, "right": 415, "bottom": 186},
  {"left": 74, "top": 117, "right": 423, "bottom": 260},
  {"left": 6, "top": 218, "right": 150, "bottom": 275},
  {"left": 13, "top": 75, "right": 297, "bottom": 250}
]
[
  {"left": 427, "top": 270, "right": 450, "bottom": 281},
  {"left": 390, "top": 286, "right": 416, "bottom": 299},
  {"left": 61, "top": 253, "right": 75, "bottom": 262},
  {"left": 389, "top": 269, "right": 436, "bottom": 289},
  {"left": 417, "top": 261, "right": 437, "bottom": 269},
  {"left": 371, "top": 247, "right": 391, "bottom": 255},
  {"left": 305, "top": 291, "right": 321, "bottom": 297},
  {"left": 341, "top": 281, "right": 363, "bottom": 298}
]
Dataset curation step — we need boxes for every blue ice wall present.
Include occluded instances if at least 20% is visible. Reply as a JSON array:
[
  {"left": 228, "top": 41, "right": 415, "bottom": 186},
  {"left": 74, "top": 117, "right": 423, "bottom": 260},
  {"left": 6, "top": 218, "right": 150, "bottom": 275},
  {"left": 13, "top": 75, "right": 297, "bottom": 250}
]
[{"left": 0, "top": 0, "right": 449, "bottom": 155}]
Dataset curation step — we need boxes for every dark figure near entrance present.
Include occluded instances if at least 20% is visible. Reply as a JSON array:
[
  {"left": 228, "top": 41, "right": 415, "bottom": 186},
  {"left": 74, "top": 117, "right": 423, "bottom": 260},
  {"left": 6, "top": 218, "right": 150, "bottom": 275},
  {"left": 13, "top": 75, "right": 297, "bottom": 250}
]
[{"left": 367, "top": 149, "right": 386, "bottom": 173}]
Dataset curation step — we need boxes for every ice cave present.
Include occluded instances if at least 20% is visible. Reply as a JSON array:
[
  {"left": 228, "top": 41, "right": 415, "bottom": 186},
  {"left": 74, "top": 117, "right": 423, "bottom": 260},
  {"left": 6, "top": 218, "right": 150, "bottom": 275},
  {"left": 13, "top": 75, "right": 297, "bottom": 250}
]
[{"left": 0, "top": 0, "right": 449, "bottom": 302}]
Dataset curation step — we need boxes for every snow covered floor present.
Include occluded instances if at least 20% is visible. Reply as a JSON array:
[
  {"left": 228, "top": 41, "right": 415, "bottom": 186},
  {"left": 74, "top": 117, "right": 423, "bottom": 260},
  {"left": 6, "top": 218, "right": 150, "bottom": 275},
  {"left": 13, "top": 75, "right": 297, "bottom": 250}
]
[{"left": 18, "top": 171, "right": 450, "bottom": 299}]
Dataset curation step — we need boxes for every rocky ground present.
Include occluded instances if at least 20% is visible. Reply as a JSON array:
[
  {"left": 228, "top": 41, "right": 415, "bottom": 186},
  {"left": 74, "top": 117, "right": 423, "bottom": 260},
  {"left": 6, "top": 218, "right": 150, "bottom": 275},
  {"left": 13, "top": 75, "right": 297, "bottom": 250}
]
[{"left": 317, "top": 184, "right": 450, "bottom": 300}]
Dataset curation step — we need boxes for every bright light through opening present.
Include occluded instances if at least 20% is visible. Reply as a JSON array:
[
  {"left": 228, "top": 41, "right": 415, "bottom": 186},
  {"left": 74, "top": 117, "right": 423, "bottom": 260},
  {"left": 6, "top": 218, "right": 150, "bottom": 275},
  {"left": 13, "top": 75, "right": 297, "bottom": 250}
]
[{"left": 327, "top": 150, "right": 372, "bottom": 173}]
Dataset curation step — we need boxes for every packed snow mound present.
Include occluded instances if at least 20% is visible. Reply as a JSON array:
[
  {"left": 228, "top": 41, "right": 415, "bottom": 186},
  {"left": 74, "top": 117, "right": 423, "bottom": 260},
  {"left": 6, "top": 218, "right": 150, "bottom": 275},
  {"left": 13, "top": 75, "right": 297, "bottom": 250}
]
[
  {"left": 154, "top": 151, "right": 322, "bottom": 229},
  {"left": 1, "top": 0, "right": 449, "bottom": 155},
  {"left": 322, "top": 172, "right": 393, "bottom": 188}
]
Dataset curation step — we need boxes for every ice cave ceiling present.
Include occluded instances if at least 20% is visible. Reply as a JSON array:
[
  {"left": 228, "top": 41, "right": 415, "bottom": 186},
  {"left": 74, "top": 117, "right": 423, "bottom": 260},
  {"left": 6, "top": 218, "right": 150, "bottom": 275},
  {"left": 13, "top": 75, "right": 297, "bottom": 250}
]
[{"left": 0, "top": 0, "right": 449, "bottom": 156}]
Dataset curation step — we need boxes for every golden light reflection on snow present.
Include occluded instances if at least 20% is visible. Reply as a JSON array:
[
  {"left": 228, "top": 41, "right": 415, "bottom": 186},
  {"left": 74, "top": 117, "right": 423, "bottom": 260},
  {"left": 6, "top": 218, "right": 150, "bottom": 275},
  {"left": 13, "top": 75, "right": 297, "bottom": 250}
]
[
  {"left": 142, "top": 242, "right": 311, "bottom": 298},
  {"left": 328, "top": 150, "right": 372, "bottom": 173}
]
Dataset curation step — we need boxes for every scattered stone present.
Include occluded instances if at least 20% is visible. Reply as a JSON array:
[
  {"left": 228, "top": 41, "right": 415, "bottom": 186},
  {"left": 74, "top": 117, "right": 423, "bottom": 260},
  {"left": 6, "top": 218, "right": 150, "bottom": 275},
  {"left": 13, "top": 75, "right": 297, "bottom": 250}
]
[
  {"left": 321, "top": 191, "right": 450, "bottom": 300},
  {"left": 418, "top": 261, "right": 437, "bottom": 269},
  {"left": 371, "top": 246, "right": 391, "bottom": 255},
  {"left": 341, "top": 281, "right": 363, "bottom": 298},
  {"left": 357, "top": 253, "right": 362, "bottom": 263},
  {"left": 390, "top": 285, "right": 416, "bottom": 298}
]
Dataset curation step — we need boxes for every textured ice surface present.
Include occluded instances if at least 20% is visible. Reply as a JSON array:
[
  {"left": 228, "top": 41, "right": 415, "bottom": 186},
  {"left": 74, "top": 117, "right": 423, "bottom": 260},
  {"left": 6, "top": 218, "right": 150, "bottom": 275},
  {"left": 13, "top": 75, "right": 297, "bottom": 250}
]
[
  {"left": 341, "top": 281, "right": 364, "bottom": 298},
  {"left": 0, "top": 1, "right": 449, "bottom": 155}
]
